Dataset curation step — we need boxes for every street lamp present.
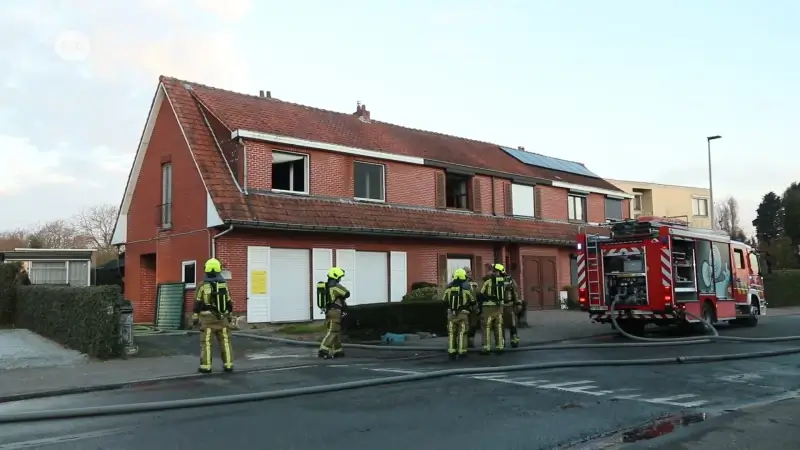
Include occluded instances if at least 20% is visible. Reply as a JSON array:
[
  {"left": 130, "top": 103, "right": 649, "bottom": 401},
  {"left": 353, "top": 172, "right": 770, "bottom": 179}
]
[{"left": 707, "top": 135, "right": 722, "bottom": 228}]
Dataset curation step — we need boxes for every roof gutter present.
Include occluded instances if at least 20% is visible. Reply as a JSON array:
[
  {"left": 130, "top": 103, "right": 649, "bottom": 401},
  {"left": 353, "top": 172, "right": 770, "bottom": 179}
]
[{"left": 224, "top": 219, "right": 580, "bottom": 247}]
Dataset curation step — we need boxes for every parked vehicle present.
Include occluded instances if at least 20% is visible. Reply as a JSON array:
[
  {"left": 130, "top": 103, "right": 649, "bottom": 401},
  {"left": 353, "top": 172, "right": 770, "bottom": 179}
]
[{"left": 575, "top": 216, "right": 767, "bottom": 335}]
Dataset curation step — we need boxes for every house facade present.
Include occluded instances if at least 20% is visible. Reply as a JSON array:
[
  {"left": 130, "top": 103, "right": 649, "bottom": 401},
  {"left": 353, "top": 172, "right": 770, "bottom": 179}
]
[
  {"left": 1, "top": 248, "right": 95, "bottom": 286},
  {"left": 112, "top": 77, "right": 632, "bottom": 324},
  {"left": 606, "top": 179, "right": 711, "bottom": 229}
]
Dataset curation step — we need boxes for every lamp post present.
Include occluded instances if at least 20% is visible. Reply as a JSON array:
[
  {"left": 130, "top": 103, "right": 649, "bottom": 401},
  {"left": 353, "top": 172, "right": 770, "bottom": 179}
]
[{"left": 707, "top": 135, "right": 721, "bottom": 228}]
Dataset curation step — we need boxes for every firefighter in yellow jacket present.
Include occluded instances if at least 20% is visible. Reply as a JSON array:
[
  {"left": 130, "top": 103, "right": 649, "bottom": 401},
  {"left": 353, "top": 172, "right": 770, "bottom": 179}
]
[
  {"left": 464, "top": 267, "right": 481, "bottom": 348},
  {"left": 192, "top": 258, "right": 234, "bottom": 373},
  {"left": 442, "top": 268, "right": 476, "bottom": 360},
  {"left": 501, "top": 269, "right": 523, "bottom": 348},
  {"left": 479, "top": 263, "right": 508, "bottom": 354},
  {"left": 317, "top": 267, "right": 351, "bottom": 359}
]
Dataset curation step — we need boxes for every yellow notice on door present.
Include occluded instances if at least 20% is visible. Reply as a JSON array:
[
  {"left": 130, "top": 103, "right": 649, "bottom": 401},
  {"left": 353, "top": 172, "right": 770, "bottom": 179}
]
[{"left": 250, "top": 270, "right": 268, "bottom": 295}]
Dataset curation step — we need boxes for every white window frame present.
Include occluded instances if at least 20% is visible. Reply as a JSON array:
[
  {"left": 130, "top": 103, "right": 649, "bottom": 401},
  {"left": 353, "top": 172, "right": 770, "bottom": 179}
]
[
  {"left": 692, "top": 197, "right": 709, "bottom": 217},
  {"left": 510, "top": 183, "right": 535, "bottom": 217},
  {"left": 271, "top": 150, "right": 310, "bottom": 194},
  {"left": 353, "top": 161, "right": 386, "bottom": 202},
  {"left": 182, "top": 260, "right": 197, "bottom": 289},
  {"left": 161, "top": 163, "right": 172, "bottom": 228},
  {"left": 568, "top": 194, "right": 587, "bottom": 222}
]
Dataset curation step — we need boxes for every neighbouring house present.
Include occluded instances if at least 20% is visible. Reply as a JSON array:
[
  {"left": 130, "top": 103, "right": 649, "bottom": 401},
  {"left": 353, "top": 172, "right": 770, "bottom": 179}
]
[
  {"left": 0, "top": 248, "right": 95, "bottom": 286},
  {"left": 605, "top": 179, "right": 712, "bottom": 229},
  {"left": 111, "top": 76, "right": 632, "bottom": 324}
]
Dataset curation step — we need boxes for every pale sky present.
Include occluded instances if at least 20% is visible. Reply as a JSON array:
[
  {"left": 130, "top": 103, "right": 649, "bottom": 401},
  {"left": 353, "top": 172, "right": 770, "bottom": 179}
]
[{"left": 1, "top": 0, "right": 796, "bottom": 236}]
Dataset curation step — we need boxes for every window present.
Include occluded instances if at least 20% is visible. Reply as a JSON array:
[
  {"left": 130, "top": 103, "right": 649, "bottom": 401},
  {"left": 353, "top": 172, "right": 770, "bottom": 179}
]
[
  {"left": 28, "top": 261, "right": 89, "bottom": 286},
  {"left": 182, "top": 260, "right": 197, "bottom": 289},
  {"left": 272, "top": 151, "right": 308, "bottom": 193},
  {"left": 734, "top": 249, "right": 745, "bottom": 269},
  {"left": 445, "top": 173, "right": 471, "bottom": 209},
  {"left": 354, "top": 161, "right": 385, "bottom": 201},
  {"left": 605, "top": 197, "right": 623, "bottom": 220},
  {"left": 748, "top": 252, "right": 761, "bottom": 275},
  {"left": 511, "top": 183, "right": 535, "bottom": 217},
  {"left": 568, "top": 194, "right": 586, "bottom": 222},
  {"left": 447, "top": 257, "right": 472, "bottom": 280},
  {"left": 633, "top": 193, "right": 642, "bottom": 211},
  {"left": 692, "top": 197, "right": 709, "bottom": 216},
  {"left": 161, "top": 163, "right": 172, "bottom": 227},
  {"left": 570, "top": 255, "right": 578, "bottom": 286}
]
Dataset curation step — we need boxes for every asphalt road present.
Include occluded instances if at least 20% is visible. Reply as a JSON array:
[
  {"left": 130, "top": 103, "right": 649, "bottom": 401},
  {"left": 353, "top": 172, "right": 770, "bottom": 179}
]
[{"left": 3, "top": 314, "right": 800, "bottom": 450}]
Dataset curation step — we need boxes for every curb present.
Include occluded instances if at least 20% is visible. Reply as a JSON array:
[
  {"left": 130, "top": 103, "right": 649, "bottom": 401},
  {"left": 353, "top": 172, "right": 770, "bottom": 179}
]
[{"left": 0, "top": 362, "right": 318, "bottom": 405}]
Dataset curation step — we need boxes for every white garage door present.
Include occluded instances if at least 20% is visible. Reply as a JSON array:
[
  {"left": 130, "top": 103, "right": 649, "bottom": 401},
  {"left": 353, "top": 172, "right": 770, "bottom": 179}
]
[
  {"left": 354, "top": 251, "right": 388, "bottom": 305},
  {"left": 269, "top": 249, "right": 311, "bottom": 322}
]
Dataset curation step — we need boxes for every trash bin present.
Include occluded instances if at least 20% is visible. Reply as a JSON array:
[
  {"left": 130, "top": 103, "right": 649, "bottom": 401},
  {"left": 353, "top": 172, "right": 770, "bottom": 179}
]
[{"left": 119, "top": 298, "right": 137, "bottom": 355}]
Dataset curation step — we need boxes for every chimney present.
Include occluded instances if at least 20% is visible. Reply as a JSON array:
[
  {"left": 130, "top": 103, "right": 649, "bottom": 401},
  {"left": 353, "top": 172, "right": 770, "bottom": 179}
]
[
  {"left": 518, "top": 146, "right": 525, "bottom": 151},
  {"left": 259, "top": 90, "right": 272, "bottom": 98},
  {"left": 353, "top": 101, "right": 370, "bottom": 122}
]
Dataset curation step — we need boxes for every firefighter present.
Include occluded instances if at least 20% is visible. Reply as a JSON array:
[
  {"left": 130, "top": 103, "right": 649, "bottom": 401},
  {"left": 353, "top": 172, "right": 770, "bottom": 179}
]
[
  {"left": 317, "top": 266, "right": 350, "bottom": 359},
  {"left": 442, "top": 268, "right": 476, "bottom": 360},
  {"left": 464, "top": 267, "right": 481, "bottom": 348},
  {"left": 192, "top": 258, "right": 234, "bottom": 374},
  {"left": 479, "top": 263, "right": 507, "bottom": 354},
  {"left": 501, "top": 268, "right": 523, "bottom": 348}
]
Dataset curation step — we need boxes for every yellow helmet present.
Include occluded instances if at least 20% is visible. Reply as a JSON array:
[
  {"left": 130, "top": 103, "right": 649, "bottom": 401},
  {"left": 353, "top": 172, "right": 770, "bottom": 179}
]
[
  {"left": 204, "top": 258, "right": 222, "bottom": 273},
  {"left": 452, "top": 268, "right": 467, "bottom": 280},
  {"left": 327, "top": 267, "right": 345, "bottom": 280},
  {"left": 492, "top": 263, "right": 505, "bottom": 273}
]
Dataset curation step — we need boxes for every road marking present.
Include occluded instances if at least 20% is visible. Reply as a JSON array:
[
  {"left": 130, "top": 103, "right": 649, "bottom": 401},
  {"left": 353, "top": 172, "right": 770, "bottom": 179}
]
[
  {"left": 349, "top": 367, "right": 709, "bottom": 408},
  {"left": 0, "top": 426, "right": 137, "bottom": 449},
  {"left": 245, "top": 352, "right": 304, "bottom": 360}
]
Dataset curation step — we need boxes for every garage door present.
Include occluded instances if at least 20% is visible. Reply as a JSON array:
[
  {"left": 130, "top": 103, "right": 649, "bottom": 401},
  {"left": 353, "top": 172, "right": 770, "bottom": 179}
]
[
  {"left": 355, "top": 251, "right": 388, "bottom": 305},
  {"left": 270, "top": 249, "right": 311, "bottom": 322}
]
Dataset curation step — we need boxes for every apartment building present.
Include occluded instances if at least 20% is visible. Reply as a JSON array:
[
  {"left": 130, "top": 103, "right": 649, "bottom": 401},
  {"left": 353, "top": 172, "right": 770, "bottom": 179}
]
[
  {"left": 111, "top": 76, "right": 633, "bottom": 324},
  {"left": 605, "top": 179, "right": 711, "bottom": 229}
]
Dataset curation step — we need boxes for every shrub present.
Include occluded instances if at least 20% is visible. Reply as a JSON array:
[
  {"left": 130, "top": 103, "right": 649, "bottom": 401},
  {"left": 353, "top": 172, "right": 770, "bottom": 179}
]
[
  {"left": 410, "top": 281, "right": 437, "bottom": 291},
  {"left": 764, "top": 270, "right": 800, "bottom": 308},
  {"left": 402, "top": 286, "right": 440, "bottom": 303},
  {"left": 342, "top": 300, "right": 448, "bottom": 337},
  {"left": 16, "top": 285, "right": 125, "bottom": 359},
  {"left": 0, "top": 262, "right": 21, "bottom": 325}
]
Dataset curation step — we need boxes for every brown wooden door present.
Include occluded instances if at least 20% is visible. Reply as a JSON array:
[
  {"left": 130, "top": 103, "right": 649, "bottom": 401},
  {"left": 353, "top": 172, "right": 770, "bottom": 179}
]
[
  {"left": 540, "top": 257, "right": 558, "bottom": 309},
  {"left": 523, "top": 256, "right": 542, "bottom": 310}
]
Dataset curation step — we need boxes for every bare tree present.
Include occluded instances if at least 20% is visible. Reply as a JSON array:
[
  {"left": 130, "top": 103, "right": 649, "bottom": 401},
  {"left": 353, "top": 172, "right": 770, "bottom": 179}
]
[
  {"left": 715, "top": 196, "right": 747, "bottom": 241},
  {"left": 0, "top": 228, "right": 29, "bottom": 251},
  {"left": 72, "top": 204, "right": 118, "bottom": 250},
  {"left": 28, "top": 220, "right": 88, "bottom": 249}
]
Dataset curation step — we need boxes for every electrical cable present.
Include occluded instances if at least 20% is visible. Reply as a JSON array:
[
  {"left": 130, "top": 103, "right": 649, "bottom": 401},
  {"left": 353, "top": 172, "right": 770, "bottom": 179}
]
[{"left": 2, "top": 300, "right": 798, "bottom": 424}]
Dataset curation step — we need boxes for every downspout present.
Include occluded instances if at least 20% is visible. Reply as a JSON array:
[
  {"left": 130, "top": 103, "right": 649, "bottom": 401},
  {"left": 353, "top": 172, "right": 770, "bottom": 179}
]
[{"left": 211, "top": 225, "right": 235, "bottom": 259}]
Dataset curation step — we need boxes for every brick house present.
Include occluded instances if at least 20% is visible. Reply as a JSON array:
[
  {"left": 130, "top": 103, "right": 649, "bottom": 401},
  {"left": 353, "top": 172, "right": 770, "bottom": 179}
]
[{"left": 111, "top": 76, "right": 631, "bottom": 324}]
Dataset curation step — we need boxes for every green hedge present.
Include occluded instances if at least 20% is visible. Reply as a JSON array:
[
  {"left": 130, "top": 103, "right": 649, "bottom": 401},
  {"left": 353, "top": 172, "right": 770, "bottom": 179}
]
[
  {"left": 16, "top": 285, "right": 125, "bottom": 359},
  {"left": 343, "top": 286, "right": 448, "bottom": 337},
  {"left": 0, "top": 263, "right": 20, "bottom": 325},
  {"left": 764, "top": 270, "right": 800, "bottom": 308}
]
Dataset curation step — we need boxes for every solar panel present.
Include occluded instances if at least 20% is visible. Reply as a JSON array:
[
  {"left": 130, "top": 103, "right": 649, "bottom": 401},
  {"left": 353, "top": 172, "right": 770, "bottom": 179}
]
[{"left": 500, "top": 146, "right": 600, "bottom": 178}]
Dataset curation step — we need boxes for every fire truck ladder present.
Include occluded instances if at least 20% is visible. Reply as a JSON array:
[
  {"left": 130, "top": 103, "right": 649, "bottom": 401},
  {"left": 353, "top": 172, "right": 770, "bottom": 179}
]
[{"left": 586, "top": 237, "right": 602, "bottom": 306}]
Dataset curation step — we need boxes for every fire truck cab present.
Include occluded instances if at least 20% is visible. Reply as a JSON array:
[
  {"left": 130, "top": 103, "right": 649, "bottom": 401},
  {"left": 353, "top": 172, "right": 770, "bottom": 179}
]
[{"left": 576, "top": 216, "right": 768, "bottom": 335}]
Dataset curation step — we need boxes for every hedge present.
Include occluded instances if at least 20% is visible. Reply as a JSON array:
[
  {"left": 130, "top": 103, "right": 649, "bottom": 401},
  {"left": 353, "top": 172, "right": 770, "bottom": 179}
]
[
  {"left": 0, "top": 263, "right": 20, "bottom": 325},
  {"left": 12, "top": 284, "right": 125, "bottom": 359},
  {"left": 764, "top": 270, "right": 800, "bottom": 308}
]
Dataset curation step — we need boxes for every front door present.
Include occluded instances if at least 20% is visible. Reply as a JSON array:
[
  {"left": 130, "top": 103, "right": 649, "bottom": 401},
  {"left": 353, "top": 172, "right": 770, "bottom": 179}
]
[
  {"left": 731, "top": 246, "right": 749, "bottom": 303},
  {"left": 523, "top": 256, "right": 542, "bottom": 309},
  {"left": 522, "top": 256, "right": 559, "bottom": 310}
]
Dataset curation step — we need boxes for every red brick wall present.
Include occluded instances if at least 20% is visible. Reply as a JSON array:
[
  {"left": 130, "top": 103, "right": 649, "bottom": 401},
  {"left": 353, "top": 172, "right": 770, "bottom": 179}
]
[
  {"left": 537, "top": 185, "right": 568, "bottom": 220},
  {"left": 210, "top": 229, "right": 570, "bottom": 320},
  {"left": 243, "top": 143, "right": 438, "bottom": 207},
  {"left": 124, "top": 91, "right": 212, "bottom": 323},
  {"left": 587, "top": 194, "right": 605, "bottom": 223}
]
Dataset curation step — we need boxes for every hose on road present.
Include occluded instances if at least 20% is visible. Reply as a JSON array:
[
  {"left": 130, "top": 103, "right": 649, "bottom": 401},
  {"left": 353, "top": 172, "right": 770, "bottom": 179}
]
[
  {"left": 3, "top": 344, "right": 800, "bottom": 425},
  {"left": 2, "top": 300, "right": 799, "bottom": 424}
]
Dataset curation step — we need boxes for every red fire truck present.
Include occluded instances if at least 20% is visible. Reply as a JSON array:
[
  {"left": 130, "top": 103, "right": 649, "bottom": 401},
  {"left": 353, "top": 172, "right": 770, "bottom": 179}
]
[{"left": 575, "top": 216, "right": 768, "bottom": 335}]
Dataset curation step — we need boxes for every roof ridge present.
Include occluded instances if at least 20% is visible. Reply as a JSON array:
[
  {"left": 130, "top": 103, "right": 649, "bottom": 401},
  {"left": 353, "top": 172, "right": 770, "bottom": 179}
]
[{"left": 160, "top": 75, "right": 507, "bottom": 150}]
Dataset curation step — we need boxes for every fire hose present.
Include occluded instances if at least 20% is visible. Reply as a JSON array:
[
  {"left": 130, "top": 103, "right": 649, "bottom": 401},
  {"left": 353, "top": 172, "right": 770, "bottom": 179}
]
[{"left": 1, "top": 299, "right": 797, "bottom": 424}]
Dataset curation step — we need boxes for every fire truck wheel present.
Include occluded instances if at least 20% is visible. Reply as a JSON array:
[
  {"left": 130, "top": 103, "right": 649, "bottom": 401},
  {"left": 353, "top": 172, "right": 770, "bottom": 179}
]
[
  {"left": 741, "top": 299, "right": 760, "bottom": 327},
  {"left": 694, "top": 301, "right": 717, "bottom": 333}
]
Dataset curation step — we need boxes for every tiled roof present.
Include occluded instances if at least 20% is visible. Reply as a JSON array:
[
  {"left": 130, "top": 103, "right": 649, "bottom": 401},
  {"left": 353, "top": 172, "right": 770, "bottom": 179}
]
[
  {"left": 166, "top": 77, "right": 622, "bottom": 192},
  {"left": 159, "top": 76, "right": 610, "bottom": 243}
]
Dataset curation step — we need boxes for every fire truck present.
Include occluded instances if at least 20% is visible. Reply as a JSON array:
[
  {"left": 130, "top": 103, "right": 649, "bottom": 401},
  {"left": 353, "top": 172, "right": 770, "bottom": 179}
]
[{"left": 575, "top": 216, "right": 768, "bottom": 335}]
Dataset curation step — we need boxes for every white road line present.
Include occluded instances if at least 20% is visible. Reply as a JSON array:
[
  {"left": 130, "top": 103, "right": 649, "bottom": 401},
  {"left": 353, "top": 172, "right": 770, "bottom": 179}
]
[
  {"left": 347, "top": 367, "right": 710, "bottom": 408},
  {"left": 0, "top": 426, "right": 138, "bottom": 449}
]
